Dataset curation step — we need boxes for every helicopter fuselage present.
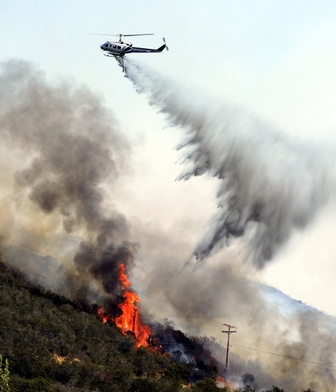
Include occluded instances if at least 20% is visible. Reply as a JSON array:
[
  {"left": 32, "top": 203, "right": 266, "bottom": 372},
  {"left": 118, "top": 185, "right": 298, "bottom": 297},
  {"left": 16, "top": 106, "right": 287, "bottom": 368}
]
[{"left": 100, "top": 40, "right": 166, "bottom": 57}]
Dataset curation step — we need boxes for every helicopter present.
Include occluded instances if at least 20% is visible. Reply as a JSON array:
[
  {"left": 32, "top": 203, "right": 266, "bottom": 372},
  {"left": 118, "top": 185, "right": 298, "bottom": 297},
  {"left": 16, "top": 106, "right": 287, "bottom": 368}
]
[{"left": 96, "top": 33, "right": 168, "bottom": 72}]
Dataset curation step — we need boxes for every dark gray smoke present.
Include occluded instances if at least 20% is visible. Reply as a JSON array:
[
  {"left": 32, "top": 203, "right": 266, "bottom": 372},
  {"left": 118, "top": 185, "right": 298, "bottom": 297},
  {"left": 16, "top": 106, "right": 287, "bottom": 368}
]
[
  {"left": 0, "top": 59, "right": 135, "bottom": 305},
  {"left": 123, "top": 58, "right": 336, "bottom": 269}
]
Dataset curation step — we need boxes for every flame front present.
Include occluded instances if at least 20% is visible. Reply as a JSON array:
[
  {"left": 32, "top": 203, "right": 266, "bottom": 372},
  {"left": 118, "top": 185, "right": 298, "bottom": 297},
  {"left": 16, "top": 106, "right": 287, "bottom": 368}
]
[{"left": 98, "top": 263, "right": 151, "bottom": 348}]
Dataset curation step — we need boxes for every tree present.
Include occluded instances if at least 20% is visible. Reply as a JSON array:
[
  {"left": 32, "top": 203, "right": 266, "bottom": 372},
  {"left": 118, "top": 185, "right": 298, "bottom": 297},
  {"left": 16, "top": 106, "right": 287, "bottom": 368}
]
[
  {"left": 0, "top": 354, "right": 10, "bottom": 392},
  {"left": 266, "top": 387, "right": 284, "bottom": 392},
  {"left": 242, "top": 386, "right": 255, "bottom": 392}
]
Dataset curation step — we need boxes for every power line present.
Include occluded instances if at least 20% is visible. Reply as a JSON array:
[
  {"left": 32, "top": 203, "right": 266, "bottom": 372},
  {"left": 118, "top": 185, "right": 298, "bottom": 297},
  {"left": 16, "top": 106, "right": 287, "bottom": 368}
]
[
  {"left": 232, "top": 342, "right": 336, "bottom": 369},
  {"left": 1, "top": 324, "right": 335, "bottom": 369}
]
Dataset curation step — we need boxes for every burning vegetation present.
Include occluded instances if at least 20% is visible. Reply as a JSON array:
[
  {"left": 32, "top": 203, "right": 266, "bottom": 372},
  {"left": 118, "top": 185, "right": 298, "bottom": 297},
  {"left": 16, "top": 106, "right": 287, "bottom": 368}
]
[
  {"left": 0, "top": 260, "right": 225, "bottom": 391},
  {"left": 98, "top": 263, "right": 151, "bottom": 348}
]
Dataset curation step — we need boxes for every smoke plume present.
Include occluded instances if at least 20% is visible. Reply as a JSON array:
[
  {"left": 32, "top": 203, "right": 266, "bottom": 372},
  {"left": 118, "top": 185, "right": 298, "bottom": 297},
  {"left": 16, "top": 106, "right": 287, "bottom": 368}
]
[{"left": 0, "top": 59, "right": 135, "bottom": 307}]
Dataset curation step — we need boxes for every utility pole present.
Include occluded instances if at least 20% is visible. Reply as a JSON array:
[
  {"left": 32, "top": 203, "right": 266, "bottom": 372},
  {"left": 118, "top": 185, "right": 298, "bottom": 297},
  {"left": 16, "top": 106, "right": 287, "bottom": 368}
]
[{"left": 222, "top": 323, "right": 237, "bottom": 381}]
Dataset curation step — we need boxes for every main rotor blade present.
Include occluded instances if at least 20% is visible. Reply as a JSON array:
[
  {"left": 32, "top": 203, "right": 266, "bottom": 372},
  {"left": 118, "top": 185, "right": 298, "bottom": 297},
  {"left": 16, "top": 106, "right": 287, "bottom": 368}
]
[
  {"left": 87, "top": 33, "right": 154, "bottom": 37},
  {"left": 122, "top": 33, "right": 154, "bottom": 37},
  {"left": 87, "top": 33, "right": 117, "bottom": 36}
]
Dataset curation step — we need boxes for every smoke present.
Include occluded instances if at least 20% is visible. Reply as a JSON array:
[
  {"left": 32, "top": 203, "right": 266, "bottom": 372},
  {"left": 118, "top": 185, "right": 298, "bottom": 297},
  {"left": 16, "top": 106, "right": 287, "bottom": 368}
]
[
  {"left": 0, "top": 59, "right": 136, "bottom": 307},
  {"left": 138, "top": 235, "right": 336, "bottom": 390},
  {"left": 123, "top": 58, "right": 336, "bottom": 269}
]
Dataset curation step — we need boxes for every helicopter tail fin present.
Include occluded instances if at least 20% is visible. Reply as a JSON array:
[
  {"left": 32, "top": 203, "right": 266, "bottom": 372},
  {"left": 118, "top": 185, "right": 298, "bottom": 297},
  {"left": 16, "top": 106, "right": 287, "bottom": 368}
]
[{"left": 157, "top": 44, "right": 166, "bottom": 52}]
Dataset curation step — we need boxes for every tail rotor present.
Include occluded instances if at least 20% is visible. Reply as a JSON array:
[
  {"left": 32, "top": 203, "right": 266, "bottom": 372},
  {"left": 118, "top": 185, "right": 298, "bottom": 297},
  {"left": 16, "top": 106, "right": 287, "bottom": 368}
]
[{"left": 163, "top": 37, "right": 169, "bottom": 51}]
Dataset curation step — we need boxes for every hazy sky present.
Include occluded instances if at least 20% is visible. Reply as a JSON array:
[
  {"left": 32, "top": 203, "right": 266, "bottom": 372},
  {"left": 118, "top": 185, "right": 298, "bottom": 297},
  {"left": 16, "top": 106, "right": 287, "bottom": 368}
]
[{"left": 2, "top": 1, "right": 336, "bottom": 319}]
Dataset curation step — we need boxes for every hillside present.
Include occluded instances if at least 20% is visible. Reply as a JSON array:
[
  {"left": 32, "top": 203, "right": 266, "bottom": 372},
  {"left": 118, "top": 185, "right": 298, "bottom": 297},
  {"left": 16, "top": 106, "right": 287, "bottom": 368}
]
[
  {"left": 0, "top": 257, "right": 312, "bottom": 392},
  {"left": 0, "top": 259, "right": 224, "bottom": 392}
]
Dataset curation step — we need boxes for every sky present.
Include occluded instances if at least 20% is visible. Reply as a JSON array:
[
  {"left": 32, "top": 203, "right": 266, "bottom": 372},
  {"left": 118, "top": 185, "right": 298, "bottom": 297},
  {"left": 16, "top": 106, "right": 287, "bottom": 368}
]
[{"left": 2, "top": 1, "right": 336, "bottom": 388}]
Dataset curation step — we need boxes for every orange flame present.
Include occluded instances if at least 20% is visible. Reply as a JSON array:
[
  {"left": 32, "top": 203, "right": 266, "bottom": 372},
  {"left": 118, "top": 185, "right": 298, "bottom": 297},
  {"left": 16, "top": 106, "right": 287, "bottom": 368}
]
[
  {"left": 97, "top": 307, "right": 109, "bottom": 323},
  {"left": 98, "top": 263, "right": 151, "bottom": 348}
]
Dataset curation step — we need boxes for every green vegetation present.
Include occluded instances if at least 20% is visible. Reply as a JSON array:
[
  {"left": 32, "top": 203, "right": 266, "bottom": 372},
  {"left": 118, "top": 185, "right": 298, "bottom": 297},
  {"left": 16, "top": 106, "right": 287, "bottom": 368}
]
[
  {"left": 0, "top": 261, "right": 295, "bottom": 391},
  {"left": 0, "top": 261, "right": 219, "bottom": 391},
  {"left": 0, "top": 354, "right": 10, "bottom": 392}
]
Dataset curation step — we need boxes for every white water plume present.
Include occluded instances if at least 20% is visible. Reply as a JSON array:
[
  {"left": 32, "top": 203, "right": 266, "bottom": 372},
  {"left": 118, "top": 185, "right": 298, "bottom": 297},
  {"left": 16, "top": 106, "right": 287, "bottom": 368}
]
[{"left": 123, "top": 57, "right": 336, "bottom": 269}]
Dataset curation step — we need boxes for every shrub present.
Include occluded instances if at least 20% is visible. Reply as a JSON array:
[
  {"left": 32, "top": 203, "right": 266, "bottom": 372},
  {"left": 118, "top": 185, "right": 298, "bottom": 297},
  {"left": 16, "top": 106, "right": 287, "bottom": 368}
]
[{"left": 0, "top": 354, "right": 10, "bottom": 392}]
